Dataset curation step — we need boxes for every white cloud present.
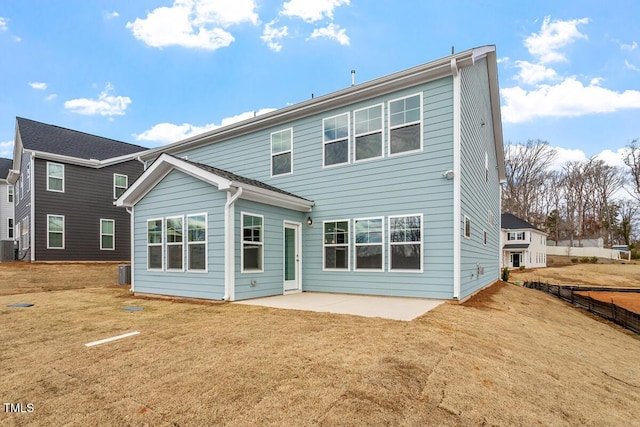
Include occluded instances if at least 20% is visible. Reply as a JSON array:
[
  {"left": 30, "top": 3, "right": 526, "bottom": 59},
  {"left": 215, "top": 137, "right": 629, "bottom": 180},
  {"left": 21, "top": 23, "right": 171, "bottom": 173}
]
[
  {"left": 45, "top": 94, "right": 58, "bottom": 101},
  {"left": 64, "top": 83, "right": 131, "bottom": 116},
  {"left": 625, "top": 60, "right": 640, "bottom": 72},
  {"left": 28, "top": 82, "right": 47, "bottom": 90},
  {"left": 126, "top": 0, "right": 258, "bottom": 50},
  {"left": 281, "top": 0, "right": 350, "bottom": 23},
  {"left": 621, "top": 41, "right": 637, "bottom": 51},
  {"left": 595, "top": 148, "right": 630, "bottom": 169},
  {"left": 308, "top": 23, "right": 349, "bottom": 45},
  {"left": 135, "top": 108, "right": 276, "bottom": 144},
  {"left": 0, "top": 140, "right": 13, "bottom": 158},
  {"left": 0, "top": 17, "right": 7, "bottom": 31},
  {"left": 261, "top": 20, "right": 288, "bottom": 52},
  {"left": 515, "top": 60, "right": 558, "bottom": 84},
  {"left": 497, "top": 56, "right": 510, "bottom": 64},
  {"left": 501, "top": 77, "right": 640, "bottom": 123},
  {"left": 524, "top": 16, "right": 589, "bottom": 63},
  {"left": 104, "top": 11, "right": 120, "bottom": 20}
]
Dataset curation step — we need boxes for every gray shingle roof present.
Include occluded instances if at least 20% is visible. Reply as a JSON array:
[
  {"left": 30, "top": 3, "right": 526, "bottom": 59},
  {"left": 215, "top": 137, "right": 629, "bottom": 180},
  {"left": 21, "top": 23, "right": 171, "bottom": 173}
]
[
  {"left": 501, "top": 213, "right": 542, "bottom": 232},
  {"left": 0, "top": 157, "right": 12, "bottom": 179},
  {"left": 16, "top": 117, "right": 147, "bottom": 160},
  {"left": 171, "top": 155, "right": 312, "bottom": 202}
]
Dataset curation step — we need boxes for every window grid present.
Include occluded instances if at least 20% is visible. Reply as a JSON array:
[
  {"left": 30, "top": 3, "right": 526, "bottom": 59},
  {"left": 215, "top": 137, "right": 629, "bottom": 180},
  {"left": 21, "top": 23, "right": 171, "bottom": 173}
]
[
  {"left": 354, "top": 104, "right": 384, "bottom": 162},
  {"left": 322, "top": 113, "right": 350, "bottom": 167},
  {"left": 8, "top": 185, "right": 13, "bottom": 203},
  {"left": 271, "top": 128, "right": 293, "bottom": 177},
  {"left": 165, "top": 216, "right": 184, "bottom": 270},
  {"left": 47, "top": 162, "right": 64, "bottom": 192},
  {"left": 323, "top": 219, "right": 350, "bottom": 271},
  {"left": 187, "top": 213, "right": 207, "bottom": 272},
  {"left": 8, "top": 218, "right": 14, "bottom": 239},
  {"left": 47, "top": 214, "right": 64, "bottom": 249},
  {"left": 241, "top": 213, "right": 264, "bottom": 273},
  {"left": 147, "top": 218, "right": 163, "bottom": 270},
  {"left": 114, "top": 174, "right": 128, "bottom": 199},
  {"left": 388, "top": 93, "right": 422, "bottom": 156},
  {"left": 100, "top": 219, "right": 115, "bottom": 250},
  {"left": 388, "top": 214, "right": 423, "bottom": 272},
  {"left": 354, "top": 217, "right": 384, "bottom": 271}
]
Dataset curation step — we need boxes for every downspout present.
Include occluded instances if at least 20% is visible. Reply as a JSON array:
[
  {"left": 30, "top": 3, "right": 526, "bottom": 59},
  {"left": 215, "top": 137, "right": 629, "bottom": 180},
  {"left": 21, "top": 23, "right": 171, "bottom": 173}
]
[
  {"left": 126, "top": 207, "right": 134, "bottom": 293},
  {"left": 223, "top": 187, "right": 243, "bottom": 301},
  {"left": 451, "top": 57, "right": 462, "bottom": 300}
]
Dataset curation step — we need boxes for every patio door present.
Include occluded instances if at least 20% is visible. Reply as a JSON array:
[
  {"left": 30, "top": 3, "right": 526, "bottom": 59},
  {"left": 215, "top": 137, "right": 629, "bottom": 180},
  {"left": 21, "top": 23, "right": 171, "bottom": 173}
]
[{"left": 284, "top": 222, "right": 301, "bottom": 292}]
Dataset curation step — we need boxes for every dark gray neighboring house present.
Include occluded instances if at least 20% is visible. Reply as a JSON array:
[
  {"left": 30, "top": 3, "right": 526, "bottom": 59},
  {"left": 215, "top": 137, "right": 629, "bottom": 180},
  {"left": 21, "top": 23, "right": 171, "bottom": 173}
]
[{"left": 8, "top": 117, "right": 147, "bottom": 261}]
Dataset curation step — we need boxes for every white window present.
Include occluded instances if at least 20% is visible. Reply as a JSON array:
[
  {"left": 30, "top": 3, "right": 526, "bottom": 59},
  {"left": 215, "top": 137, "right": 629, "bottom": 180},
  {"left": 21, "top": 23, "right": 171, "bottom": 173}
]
[
  {"left": 483, "top": 230, "right": 487, "bottom": 246},
  {"left": 389, "top": 214, "right": 423, "bottom": 271},
  {"left": 147, "top": 218, "right": 163, "bottom": 270},
  {"left": 166, "top": 216, "right": 183, "bottom": 270},
  {"left": 7, "top": 185, "right": 13, "bottom": 203},
  {"left": 20, "top": 216, "right": 29, "bottom": 249},
  {"left": 47, "top": 162, "right": 64, "bottom": 192},
  {"left": 354, "top": 217, "right": 384, "bottom": 271},
  {"left": 114, "top": 174, "right": 128, "bottom": 198},
  {"left": 388, "top": 93, "right": 422, "bottom": 156},
  {"left": 20, "top": 175, "right": 23, "bottom": 199},
  {"left": 15, "top": 181, "right": 19, "bottom": 203},
  {"left": 187, "top": 213, "right": 207, "bottom": 272},
  {"left": 323, "top": 220, "right": 349, "bottom": 270},
  {"left": 47, "top": 214, "right": 64, "bottom": 249},
  {"left": 271, "top": 128, "right": 293, "bottom": 176},
  {"left": 241, "top": 213, "right": 263, "bottom": 272},
  {"left": 507, "top": 232, "right": 525, "bottom": 241},
  {"left": 354, "top": 104, "right": 383, "bottom": 162},
  {"left": 100, "top": 219, "right": 115, "bottom": 250},
  {"left": 464, "top": 216, "right": 471, "bottom": 239},
  {"left": 485, "top": 152, "right": 489, "bottom": 182},
  {"left": 322, "top": 113, "right": 350, "bottom": 167},
  {"left": 8, "top": 218, "right": 13, "bottom": 239}
]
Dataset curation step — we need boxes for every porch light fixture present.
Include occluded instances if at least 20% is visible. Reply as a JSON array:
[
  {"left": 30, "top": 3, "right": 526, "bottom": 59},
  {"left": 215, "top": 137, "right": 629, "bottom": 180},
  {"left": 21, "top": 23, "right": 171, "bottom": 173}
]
[
  {"left": 442, "top": 170, "right": 454, "bottom": 180},
  {"left": 307, "top": 216, "right": 313, "bottom": 226}
]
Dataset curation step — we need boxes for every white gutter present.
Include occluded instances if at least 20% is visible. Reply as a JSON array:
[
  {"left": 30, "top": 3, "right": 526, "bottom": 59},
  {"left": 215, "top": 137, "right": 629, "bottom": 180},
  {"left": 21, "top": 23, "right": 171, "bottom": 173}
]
[
  {"left": 126, "top": 207, "right": 135, "bottom": 293},
  {"left": 223, "top": 187, "right": 243, "bottom": 301},
  {"left": 451, "top": 57, "right": 462, "bottom": 300}
]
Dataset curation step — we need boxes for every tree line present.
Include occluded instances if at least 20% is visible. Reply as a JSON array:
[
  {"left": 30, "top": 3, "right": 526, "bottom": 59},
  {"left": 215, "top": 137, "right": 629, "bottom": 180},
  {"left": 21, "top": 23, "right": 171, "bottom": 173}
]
[{"left": 502, "top": 139, "right": 640, "bottom": 248}]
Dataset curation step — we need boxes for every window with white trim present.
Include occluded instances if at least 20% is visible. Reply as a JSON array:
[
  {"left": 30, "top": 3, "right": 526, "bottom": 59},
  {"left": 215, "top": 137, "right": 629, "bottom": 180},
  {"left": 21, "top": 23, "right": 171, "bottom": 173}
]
[
  {"left": 464, "top": 216, "right": 471, "bottom": 239},
  {"left": 354, "top": 217, "right": 383, "bottom": 271},
  {"left": 100, "top": 219, "right": 115, "bottom": 250},
  {"left": 322, "top": 113, "right": 349, "bottom": 167},
  {"left": 389, "top": 214, "right": 422, "bottom": 271},
  {"left": 271, "top": 128, "right": 293, "bottom": 176},
  {"left": 388, "top": 93, "right": 422, "bottom": 155},
  {"left": 485, "top": 152, "right": 489, "bottom": 182},
  {"left": 20, "top": 175, "right": 23, "bottom": 199},
  {"left": 8, "top": 185, "right": 13, "bottom": 203},
  {"left": 242, "top": 213, "right": 263, "bottom": 272},
  {"left": 354, "top": 104, "right": 383, "bottom": 162},
  {"left": 323, "top": 220, "right": 349, "bottom": 270},
  {"left": 20, "top": 216, "right": 29, "bottom": 249},
  {"left": 8, "top": 218, "right": 13, "bottom": 239},
  {"left": 507, "top": 232, "right": 525, "bottom": 241},
  {"left": 114, "top": 174, "right": 128, "bottom": 198},
  {"left": 47, "top": 162, "right": 64, "bottom": 192},
  {"left": 147, "top": 218, "right": 163, "bottom": 270},
  {"left": 187, "top": 213, "right": 207, "bottom": 271},
  {"left": 15, "top": 181, "right": 19, "bottom": 203},
  {"left": 166, "top": 216, "right": 183, "bottom": 270},
  {"left": 47, "top": 214, "right": 64, "bottom": 249}
]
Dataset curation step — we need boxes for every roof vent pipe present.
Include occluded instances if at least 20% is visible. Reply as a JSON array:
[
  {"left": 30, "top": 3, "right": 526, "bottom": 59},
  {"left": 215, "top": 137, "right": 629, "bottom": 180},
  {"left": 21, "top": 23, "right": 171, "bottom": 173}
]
[{"left": 351, "top": 69, "right": 355, "bottom": 86}]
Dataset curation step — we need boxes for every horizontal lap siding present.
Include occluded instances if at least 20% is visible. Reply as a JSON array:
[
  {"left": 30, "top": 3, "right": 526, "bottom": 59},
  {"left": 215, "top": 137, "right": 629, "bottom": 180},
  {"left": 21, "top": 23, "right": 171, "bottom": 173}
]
[
  {"left": 181, "top": 78, "right": 455, "bottom": 299},
  {"left": 133, "top": 170, "right": 226, "bottom": 300},
  {"left": 14, "top": 153, "right": 32, "bottom": 260},
  {"left": 234, "top": 199, "right": 305, "bottom": 300},
  {"left": 459, "top": 58, "right": 501, "bottom": 298},
  {"left": 0, "top": 183, "right": 12, "bottom": 241}
]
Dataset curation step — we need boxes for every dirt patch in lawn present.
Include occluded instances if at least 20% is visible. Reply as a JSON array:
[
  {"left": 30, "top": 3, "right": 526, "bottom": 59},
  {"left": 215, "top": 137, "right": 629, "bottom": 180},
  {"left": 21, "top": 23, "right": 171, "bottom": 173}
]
[
  {"left": 575, "top": 291, "right": 640, "bottom": 314},
  {"left": 510, "top": 263, "right": 640, "bottom": 288},
  {"left": 1, "top": 265, "right": 640, "bottom": 426}
]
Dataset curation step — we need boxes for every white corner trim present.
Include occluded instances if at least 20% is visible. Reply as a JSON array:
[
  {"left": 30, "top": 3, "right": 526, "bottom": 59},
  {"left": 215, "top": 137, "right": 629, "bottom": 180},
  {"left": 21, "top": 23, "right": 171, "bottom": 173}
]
[
  {"left": 452, "top": 58, "right": 462, "bottom": 300},
  {"left": 224, "top": 187, "right": 243, "bottom": 301}
]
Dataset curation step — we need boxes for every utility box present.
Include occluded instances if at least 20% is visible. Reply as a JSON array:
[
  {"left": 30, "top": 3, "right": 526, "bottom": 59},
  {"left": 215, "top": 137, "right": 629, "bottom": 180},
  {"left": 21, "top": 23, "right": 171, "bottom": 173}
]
[
  {"left": 0, "top": 241, "right": 16, "bottom": 262},
  {"left": 118, "top": 264, "right": 131, "bottom": 285}
]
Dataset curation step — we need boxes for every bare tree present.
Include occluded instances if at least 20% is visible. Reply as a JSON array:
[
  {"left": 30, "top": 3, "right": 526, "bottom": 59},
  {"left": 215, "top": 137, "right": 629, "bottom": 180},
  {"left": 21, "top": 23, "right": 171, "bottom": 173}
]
[
  {"left": 588, "top": 160, "right": 626, "bottom": 246},
  {"left": 624, "top": 139, "right": 640, "bottom": 203}
]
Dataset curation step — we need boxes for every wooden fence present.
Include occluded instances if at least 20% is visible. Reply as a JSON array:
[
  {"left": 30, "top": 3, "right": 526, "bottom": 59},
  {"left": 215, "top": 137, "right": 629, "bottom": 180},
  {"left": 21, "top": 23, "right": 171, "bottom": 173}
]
[{"left": 523, "top": 281, "right": 640, "bottom": 335}]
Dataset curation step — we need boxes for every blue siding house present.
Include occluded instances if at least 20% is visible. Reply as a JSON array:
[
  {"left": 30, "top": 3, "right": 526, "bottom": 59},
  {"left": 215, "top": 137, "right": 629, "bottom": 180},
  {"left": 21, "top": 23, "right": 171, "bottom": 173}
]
[{"left": 117, "top": 46, "right": 505, "bottom": 302}]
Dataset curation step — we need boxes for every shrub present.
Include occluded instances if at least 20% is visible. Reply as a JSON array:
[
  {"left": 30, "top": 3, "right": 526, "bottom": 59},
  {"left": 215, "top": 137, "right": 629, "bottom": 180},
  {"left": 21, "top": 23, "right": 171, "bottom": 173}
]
[
  {"left": 501, "top": 267, "right": 510, "bottom": 281},
  {"left": 519, "top": 265, "right": 526, "bottom": 270},
  {"left": 580, "top": 257, "right": 591, "bottom": 263},
  {"left": 590, "top": 256, "right": 598, "bottom": 264},
  {"left": 571, "top": 258, "right": 579, "bottom": 263}
]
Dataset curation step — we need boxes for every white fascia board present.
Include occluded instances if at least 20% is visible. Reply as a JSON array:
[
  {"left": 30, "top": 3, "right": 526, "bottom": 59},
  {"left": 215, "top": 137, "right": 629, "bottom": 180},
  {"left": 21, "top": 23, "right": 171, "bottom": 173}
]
[
  {"left": 26, "top": 150, "right": 144, "bottom": 169},
  {"left": 238, "top": 184, "right": 314, "bottom": 212}
]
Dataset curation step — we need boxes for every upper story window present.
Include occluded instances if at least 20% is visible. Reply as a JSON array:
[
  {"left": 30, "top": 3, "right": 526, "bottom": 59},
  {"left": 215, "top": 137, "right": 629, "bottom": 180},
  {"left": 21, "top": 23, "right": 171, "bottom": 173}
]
[
  {"left": 47, "top": 162, "right": 64, "bottom": 192},
  {"left": 322, "top": 113, "right": 350, "bottom": 167},
  {"left": 8, "top": 218, "right": 13, "bottom": 239},
  {"left": 507, "top": 231, "right": 525, "bottom": 241},
  {"left": 114, "top": 174, "right": 128, "bottom": 198},
  {"left": 271, "top": 128, "right": 293, "bottom": 176},
  {"left": 7, "top": 185, "right": 13, "bottom": 203},
  {"left": 323, "top": 220, "right": 349, "bottom": 270},
  {"left": 388, "top": 93, "right": 422, "bottom": 156},
  {"left": 354, "top": 104, "right": 383, "bottom": 162},
  {"left": 241, "top": 213, "right": 263, "bottom": 272}
]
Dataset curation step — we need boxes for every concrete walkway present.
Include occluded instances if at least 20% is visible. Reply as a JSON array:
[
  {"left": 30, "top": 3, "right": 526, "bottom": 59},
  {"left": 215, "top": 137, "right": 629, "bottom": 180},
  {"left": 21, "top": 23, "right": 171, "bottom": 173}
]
[{"left": 234, "top": 292, "right": 444, "bottom": 321}]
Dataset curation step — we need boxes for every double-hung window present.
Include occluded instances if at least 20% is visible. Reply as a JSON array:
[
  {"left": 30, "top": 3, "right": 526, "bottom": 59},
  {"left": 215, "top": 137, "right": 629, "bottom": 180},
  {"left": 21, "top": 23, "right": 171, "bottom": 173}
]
[
  {"left": 389, "top": 214, "right": 422, "bottom": 271},
  {"left": 507, "top": 231, "right": 525, "bottom": 241},
  {"left": 47, "top": 162, "right": 64, "bottom": 192},
  {"left": 388, "top": 93, "right": 422, "bottom": 155},
  {"left": 354, "top": 104, "right": 383, "bottom": 162},
  {"left": 187, "top": 214, "right": 207, "bottom": 271},
  {"left": 114, "top": 174, "right": 128, "bottom": 198},
  {"left": 100, "top": 219, "right": 115, "bottom": 250},
  {"left": 8, "top": 218, "right": 13, "bottom": 239},
  {"left": 354, "top": 218, "right": 384, "bottom": 271},
  {"left": 464, "top": 216, "right": 471, "bottom": 239},
  {"left": 147, "top": 219, "right": 163, "bottom": 270},
  {"left": 7, "top": 185, "right": 13, "bottom": 203},
  {"left": 271, "top": 128, "right": 293, "bottom": 176},
  {"left": 47, "top": 215, "right": 64, "bottom": 249},
  {"left": 166, "top": 216, "right": 183, "bottom": 270},
  {"left": 323, "top": 220, "right": 349, "bottom": 270},
  {"left": 20, "top": 216, "right": 29, "bottom": 249},
  {"left": 322, "top": 113, "right": 349, "bottom": 167},
  {"left": 242, "top": 213, "right": 263, "bottom": 272}
]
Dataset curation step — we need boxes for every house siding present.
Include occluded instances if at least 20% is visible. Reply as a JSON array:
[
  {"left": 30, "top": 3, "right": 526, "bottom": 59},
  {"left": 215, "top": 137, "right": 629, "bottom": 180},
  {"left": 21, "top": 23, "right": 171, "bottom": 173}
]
[
  {"left": 459, "top": 57, "right": 501, "bottom": 299},
  {"left": 33, "top": 158, "right": 142, "bottom": 261},
  {"left": 133, "top": 169, "right": 226, "bottom": 299},
  {"left": 14, "top": 152, "right": 32, "bottom": 260},
  {"left": 0, "top": 181, "right": 13, "bottom": 241},
  {"left": 179, "top": 78, "right": 456, "bottom": 299}
]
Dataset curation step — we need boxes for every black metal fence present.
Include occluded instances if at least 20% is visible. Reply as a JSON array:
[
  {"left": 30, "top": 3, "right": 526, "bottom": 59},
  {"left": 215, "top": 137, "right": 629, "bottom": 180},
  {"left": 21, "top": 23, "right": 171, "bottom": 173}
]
[{"left": 523, "top": 281, "right": 640, "bottom": 335}]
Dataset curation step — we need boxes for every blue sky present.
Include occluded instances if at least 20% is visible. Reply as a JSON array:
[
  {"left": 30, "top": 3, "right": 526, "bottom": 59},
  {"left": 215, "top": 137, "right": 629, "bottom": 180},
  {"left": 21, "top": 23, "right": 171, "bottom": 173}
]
[{"left": 1, "top": 0, "right": 639, "bottom": 168}]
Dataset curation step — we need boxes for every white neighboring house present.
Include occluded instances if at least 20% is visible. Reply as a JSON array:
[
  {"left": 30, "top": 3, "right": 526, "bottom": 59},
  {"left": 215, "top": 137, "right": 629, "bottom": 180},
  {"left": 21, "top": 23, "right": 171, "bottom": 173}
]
[
  {"left": 501, "top": 213, "right": 547, "bottom": 269},
  {"left": 0, "top": 158, "right": 15, "bottom": 261}
]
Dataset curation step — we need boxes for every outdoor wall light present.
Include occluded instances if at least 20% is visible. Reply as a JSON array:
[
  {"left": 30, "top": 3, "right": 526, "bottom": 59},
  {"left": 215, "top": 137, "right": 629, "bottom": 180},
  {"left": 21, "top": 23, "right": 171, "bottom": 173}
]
[
  {"left": 307, "top": 216, "right": 313, "bottom": 226},
  {"left": 442, "top": 170, "right": 454, "bottom": 180}
]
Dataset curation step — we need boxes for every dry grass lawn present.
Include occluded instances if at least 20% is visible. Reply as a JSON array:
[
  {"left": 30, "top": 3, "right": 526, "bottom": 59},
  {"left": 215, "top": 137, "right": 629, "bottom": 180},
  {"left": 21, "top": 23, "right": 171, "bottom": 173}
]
[
  {"left": 1, "top": 263, "right": 640, "bottom": 426},
  {"left": 510, "top": 261, "right": 640, "bottom": 288}
]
